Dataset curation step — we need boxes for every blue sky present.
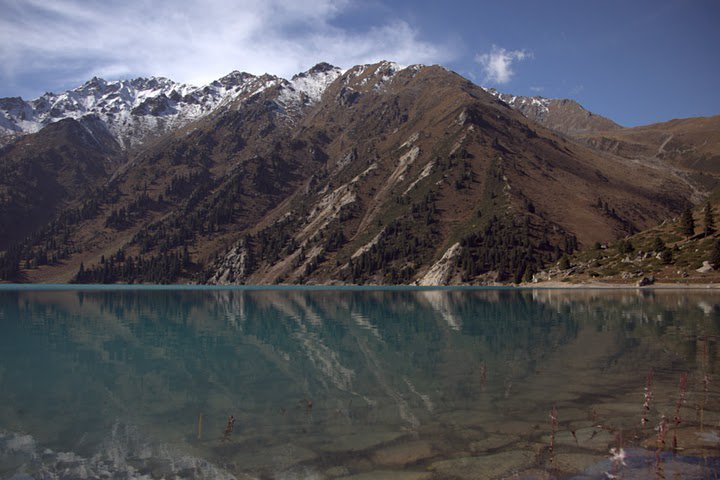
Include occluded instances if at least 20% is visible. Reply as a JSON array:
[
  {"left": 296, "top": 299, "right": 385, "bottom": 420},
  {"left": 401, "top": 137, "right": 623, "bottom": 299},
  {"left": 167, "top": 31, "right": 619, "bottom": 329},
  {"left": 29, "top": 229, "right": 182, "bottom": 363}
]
[{"left": 1, "top": 0, "right": 718, "bottom": 126}]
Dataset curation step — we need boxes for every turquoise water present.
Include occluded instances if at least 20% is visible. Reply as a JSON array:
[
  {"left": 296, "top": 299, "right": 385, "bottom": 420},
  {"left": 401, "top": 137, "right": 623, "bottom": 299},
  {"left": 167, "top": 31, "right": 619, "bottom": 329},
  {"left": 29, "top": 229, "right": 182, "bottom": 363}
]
[{"left": 0, "top": 287, "right": 719, "bottom": 479}]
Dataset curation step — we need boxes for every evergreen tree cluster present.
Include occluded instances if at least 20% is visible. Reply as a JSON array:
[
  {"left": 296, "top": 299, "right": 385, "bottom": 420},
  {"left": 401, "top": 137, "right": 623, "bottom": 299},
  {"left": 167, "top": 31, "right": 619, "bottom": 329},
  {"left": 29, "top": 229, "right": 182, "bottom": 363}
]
[
  {"left": 72, "top": 247, "right": 192, "bottom": 284},
  {"left": 133, "top": 166, "right": 279, "bottom": 256},
  {"left": 164, "top": 170, "right": 210, "bottom": 200},
  {"left": 254, "top": 217, "right": 300, "bottom": 264},
  {"left": 105, "top": 190, "right": 155, "bottom": 229},
  {"left": 324, "top": 227, "right": 347, "bottom": 252},
  {"left": 453, "top": 159, "right": 475, "bottom": 190},
  {"left": 681, "top": 207, "right": 695, "bottom": 238},
  {"left": 704, "top": 202, "right": 715, "bottom": 236},
  {"left": 0, "top": 245, "right": 22, "bottom": 280},
  {"left": 616, "top": 239, "right": 635, "bottom": 255},
  {"left": 133, "top": 174, "right": 219, "bottom": 252},
  {"left": 456, "top": 215, "right": 574, "bottom": 283},
  {"left": 349, "top": 194, "right": 441, "bottom": 283},
  {"left": 712, "top": 239, "right": 720, "bottom": 269},
  {"left": 0, "top": 187, "right": 111, "bottom": 280},
  {"left": 595, "top": 198, "right": 637, "bottom": 234},
  {"left": 652, "top": 236, "right": 673, "bottom": 264}
]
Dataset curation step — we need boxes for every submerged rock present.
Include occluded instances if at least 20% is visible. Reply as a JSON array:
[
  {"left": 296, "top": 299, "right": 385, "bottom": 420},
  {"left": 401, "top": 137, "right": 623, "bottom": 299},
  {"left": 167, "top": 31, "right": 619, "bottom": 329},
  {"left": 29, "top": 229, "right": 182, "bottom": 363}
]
[
  {"left": 552, "top": 453, "right": 605, "bottom": 473},
  {"left": 371, "top": 440, "right": 435, "bottom": 467},
  {"left": 430, "top": 450, "right": 535, "bottom": 479},
  {"left": 543, "top": 427, "right": 613, "bottom": 452},
  {"left": 469, "top": 434, "right": 519, "bottom": 453}
]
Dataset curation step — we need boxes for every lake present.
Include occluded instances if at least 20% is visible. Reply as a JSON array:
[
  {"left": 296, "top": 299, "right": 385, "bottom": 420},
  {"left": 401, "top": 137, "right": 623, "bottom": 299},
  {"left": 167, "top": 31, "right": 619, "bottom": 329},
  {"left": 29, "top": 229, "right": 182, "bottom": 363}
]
[{"left": 1, "top": 286, "right": 719, "bottom": 479}]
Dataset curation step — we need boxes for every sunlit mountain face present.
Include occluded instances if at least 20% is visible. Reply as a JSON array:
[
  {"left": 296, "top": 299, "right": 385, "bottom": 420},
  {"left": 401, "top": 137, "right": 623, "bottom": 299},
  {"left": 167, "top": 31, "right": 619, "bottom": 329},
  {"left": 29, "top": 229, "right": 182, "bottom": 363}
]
[{"left": 2, "top": 62, "right": 708, "bottom": 285}]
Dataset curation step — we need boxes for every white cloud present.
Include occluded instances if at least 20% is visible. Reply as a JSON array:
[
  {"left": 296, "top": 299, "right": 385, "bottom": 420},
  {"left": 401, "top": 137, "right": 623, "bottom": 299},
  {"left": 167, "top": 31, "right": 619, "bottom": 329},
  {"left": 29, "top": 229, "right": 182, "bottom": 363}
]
[
  {"left": 530, "top": 86, "right": 544, "bottom": 93},
  {"left": 475, "top": 45, "right": 531, "bottom": 84},
  {"left": 0, "top": 0, "right": 452, "bottom": 96}
]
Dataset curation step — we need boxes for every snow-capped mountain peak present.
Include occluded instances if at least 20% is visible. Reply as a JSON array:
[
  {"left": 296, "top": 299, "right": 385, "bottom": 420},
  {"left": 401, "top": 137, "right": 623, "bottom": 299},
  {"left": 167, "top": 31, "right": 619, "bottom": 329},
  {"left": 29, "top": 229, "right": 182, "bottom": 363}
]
[
  {"left": 0, "top": 61, "right": 424, "bottom": 149},
  {"left": 278, "top": 63, "right": 345, "bottom": 108},
  {"left": 0, "top": 71, "right": 277, "bottom": 150},
  {"left": 483, "top": 87, "right": 551, "bottom": 117}
]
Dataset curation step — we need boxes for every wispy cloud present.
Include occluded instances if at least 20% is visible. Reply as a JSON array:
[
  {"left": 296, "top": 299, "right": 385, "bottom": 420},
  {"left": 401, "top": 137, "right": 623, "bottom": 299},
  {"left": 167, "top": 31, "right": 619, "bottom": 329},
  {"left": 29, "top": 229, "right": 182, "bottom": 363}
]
[
  {"left": 570, "top": 84, "right": 585, "bottom": 96},
  {"left": 0, "top": 0, "right": 452, "bottom": 97},
  {"left": 475, "top": 45, "right": 531, "bottom": 84},
  {"left": 530, "top": 86, "right": 544, "bottom": 93}
]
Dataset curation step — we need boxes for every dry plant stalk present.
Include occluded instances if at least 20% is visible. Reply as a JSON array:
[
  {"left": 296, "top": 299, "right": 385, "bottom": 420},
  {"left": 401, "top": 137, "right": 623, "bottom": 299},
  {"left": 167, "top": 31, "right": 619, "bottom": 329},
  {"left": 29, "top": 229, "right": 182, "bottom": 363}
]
[
  {"left": 701, "top": 373, "right": 711, "bottom": 431},
  {"left": 656, "top": 415, "right": 669, "bottom": 464},
  {"left": 641, "top": 369, "right": 653, "bottom": 428},
  {"left": 549, "top": 404, "right": 558, "bottom": 454},
  {"left": 223, "top": 415, "right": 235, "bottom": 441},
  {"left": 700, "top": 338, "right": 711, "bottom": 431},
  {"left": 672, "top": 372, "right": 688, "bottom": 452},
  {"left": 197, "top": 412, "right": 203, "bottom": 440},
  {"left": 607, "top": 431, "right": 626, "bottom": 479}
]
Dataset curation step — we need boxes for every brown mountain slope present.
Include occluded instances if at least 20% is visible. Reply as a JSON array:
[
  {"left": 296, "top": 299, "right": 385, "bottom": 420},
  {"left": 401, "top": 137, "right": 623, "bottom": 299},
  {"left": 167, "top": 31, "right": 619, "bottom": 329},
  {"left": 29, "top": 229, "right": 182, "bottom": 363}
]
[
  {"left": 0, "top": 62, "right": 701, "bottom": 284},
  {"left": 579, "top": 115, "right": 720, "bottom": 173},
  {"left": 0, "top": 116, "right": 122, "bottom": 248},
  {"left": 202, "top": 64, "right": 694, "bottom": 285}
]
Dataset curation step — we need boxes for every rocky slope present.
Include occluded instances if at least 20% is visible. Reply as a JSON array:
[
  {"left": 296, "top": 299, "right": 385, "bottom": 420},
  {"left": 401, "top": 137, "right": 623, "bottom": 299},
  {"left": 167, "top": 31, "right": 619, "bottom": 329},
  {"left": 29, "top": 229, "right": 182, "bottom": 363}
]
[
  {"left": 0, "top": 61, "right": 712, "bottom": 285},
  {"left": 484, "top": 89, "right": 621, "bottom": 136},
  {"left": 578, "top": 116, "right": 720, "bottom": 172},
  {"left": 544, "top": 199, "right": 720, "bottom": 285}
]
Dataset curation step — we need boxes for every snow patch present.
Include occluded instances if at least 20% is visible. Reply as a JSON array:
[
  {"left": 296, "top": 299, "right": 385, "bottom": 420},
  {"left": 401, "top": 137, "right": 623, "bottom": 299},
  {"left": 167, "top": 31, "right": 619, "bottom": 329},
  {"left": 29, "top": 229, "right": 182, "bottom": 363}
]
[{"left": 484, "top": 88, "right": 550, "bottom": 117}]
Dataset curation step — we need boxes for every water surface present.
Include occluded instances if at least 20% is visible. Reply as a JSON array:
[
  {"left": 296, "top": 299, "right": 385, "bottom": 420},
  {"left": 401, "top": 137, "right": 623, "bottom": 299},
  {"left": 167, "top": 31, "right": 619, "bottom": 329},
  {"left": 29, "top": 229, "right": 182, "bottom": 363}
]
[{"left": 1, "top": 287, "right": 719, "bottom": 479}]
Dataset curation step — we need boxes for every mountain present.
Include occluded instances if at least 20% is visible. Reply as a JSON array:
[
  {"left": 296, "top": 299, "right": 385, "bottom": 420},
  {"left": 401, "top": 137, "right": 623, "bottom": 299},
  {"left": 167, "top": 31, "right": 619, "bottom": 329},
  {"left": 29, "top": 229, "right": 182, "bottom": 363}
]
[
  {"left": 483, "top": 89, "right": 621, "bottom": 136},
  {"left": 0, "top": 61, "right": 712, "bottom": 285},
  {"left": 0, "top": 116, "right": 122, "bottom": 249},
  {"left": 0, "top": 68, "right": 340, "bottom": 150},
  {"left": 577, "top": 115, "right": 720, "bottom": 172}
]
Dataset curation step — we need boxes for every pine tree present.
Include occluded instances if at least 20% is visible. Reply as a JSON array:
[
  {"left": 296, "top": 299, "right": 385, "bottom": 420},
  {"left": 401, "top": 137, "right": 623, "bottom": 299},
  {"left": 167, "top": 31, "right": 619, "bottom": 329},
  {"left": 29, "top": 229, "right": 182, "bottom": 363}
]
[
  {"left": 712, "top": 239, "right": 720, "bottom": 269},
  {"left": 660, "top": 248, "right": 673, "bottom": 265},
  {"left": 704, "top": 202, "right": 715, "bottom": 236},
  {"left": 558, "top": 255, "right": 570, "bottom": 270},
  {"left": 653, "top": 236, "right": 665, "bottom": 252},
  {"left": 680, "top": 207, "right": 695, "bottom": 238}
]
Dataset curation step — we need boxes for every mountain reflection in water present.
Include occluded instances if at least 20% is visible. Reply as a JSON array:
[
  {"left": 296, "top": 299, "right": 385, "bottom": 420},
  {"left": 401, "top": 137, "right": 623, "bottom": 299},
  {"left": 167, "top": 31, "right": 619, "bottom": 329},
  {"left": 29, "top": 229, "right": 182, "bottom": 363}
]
[{"left": 1, "top": 288, "right": 719, "bottom": 479}]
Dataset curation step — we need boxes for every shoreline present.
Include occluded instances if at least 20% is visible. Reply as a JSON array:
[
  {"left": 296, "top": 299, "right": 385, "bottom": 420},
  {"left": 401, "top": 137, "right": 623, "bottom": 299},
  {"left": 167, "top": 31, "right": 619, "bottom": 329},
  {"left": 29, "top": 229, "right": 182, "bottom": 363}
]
[{"left": 2, "top": 281, "right": 720, "bottom": 290}]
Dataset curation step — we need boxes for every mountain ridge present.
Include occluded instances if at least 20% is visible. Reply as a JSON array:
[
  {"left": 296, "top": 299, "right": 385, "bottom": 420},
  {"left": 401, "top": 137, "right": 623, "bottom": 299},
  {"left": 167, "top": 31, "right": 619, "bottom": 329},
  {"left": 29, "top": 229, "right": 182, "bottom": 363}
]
[
  {"left": 0, "top": 61, "right": 716, "bottom": 285},
  {"left": 1, "top": 62, "right": 618, "bottom": 150}
]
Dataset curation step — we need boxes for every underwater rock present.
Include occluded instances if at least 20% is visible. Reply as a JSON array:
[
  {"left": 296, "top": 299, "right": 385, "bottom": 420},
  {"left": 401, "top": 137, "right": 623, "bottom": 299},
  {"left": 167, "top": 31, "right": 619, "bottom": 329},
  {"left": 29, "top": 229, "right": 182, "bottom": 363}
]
[
  {"left": 371, "top": 440, "right": 435, "bottom": 467},
  {"left": 430, "top": 450, "right": 535, "bottom": 479}
]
